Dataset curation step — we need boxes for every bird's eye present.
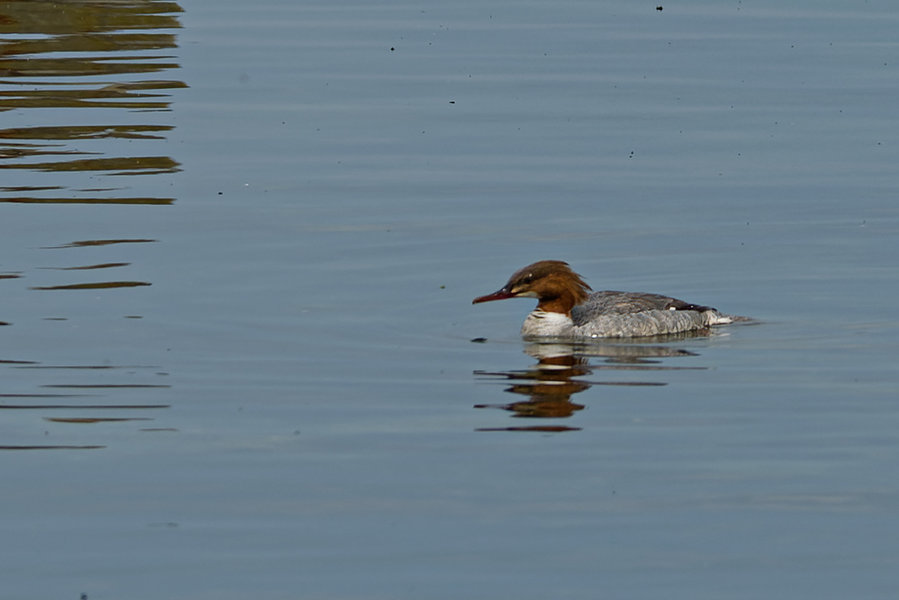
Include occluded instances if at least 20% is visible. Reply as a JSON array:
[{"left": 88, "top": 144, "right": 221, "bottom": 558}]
[{"left": 523, "top": 273, "right": 534, "bottom": 283}]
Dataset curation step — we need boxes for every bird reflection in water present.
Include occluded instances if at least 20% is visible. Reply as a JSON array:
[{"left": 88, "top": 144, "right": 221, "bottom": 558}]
[{"left": 474, "top": 337, "right": 708, "bottom": 432}]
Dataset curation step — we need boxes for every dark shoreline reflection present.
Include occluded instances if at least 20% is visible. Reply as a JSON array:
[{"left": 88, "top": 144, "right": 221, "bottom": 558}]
[
  {"left": 31, "top": 238, "right": 156, "bottom": 292},
  {"left": 0, "top": 2, "right": 182, "bottom": 449},
  {"left": 0, "top": 357, "right": 172, "bottom": 451},
  {"left": 474, "top": 334, "right": 711, "bottom": 432},
  {"left": 0, "top": 0, "right": 184, "bottom": 205}
]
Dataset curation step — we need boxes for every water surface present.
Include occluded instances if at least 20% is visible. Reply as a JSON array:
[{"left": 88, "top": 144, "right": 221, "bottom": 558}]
[{"left": 2, "top": 1, "right": 898, "bottom": 599}]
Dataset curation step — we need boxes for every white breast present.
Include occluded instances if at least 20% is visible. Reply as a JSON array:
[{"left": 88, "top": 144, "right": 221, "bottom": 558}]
[{"left": 520, "top": 310, "right": 575, "bottom": 338}]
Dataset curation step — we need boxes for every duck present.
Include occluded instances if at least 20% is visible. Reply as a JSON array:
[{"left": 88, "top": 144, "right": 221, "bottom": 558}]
[{"left": 472, "top": 260, "right": 736, "bottom": 339}]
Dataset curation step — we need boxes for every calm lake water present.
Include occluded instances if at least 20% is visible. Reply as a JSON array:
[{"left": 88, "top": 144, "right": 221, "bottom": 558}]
[{"left": 2, "top": 1, "right": 898, "bottom": 598}]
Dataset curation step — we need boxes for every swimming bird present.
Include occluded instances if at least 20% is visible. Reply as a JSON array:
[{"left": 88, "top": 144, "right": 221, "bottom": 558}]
[{"left": 472, "top": 260, "right": 735, "bottom": 339}]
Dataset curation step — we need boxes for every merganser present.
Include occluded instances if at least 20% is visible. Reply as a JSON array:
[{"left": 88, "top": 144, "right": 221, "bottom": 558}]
[{"left": 473, "top": 260, "right": 736, "bottom": 339}]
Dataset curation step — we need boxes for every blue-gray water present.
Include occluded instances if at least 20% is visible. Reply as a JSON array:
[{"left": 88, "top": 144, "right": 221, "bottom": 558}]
[{"left": 2, "top": 1, "right": 898, "bottom": 598}]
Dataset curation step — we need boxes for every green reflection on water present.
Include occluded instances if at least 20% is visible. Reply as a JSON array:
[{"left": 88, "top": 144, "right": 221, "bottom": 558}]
[{"left": 0, "top": 0, "right": 184, "bottom": 205}]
